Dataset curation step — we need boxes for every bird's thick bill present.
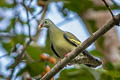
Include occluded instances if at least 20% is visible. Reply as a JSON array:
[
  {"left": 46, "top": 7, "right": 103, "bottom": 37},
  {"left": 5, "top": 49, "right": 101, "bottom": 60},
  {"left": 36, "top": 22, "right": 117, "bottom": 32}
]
[
  {"left": 40, "top": 24, "right": 43, "bottom": 27},
  {"left": 38, "top": 24, "right": 43, "bottom": 29},
  {"left": 39, "top": 21, "right": 44, "bottom": 28}
]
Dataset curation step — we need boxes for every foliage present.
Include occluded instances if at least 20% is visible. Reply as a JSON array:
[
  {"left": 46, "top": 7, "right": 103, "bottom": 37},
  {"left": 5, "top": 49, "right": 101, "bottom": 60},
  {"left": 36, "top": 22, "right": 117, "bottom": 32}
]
[
  {"left": 57, "top": 64, "right": 120, "bottom": 80},
  {"left": 62, "top": 0, "right": 93, "bottom": 14}
]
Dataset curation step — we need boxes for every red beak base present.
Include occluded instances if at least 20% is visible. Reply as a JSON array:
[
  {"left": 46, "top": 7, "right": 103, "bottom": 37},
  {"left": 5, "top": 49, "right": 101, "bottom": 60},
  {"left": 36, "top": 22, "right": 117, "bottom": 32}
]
[{"left": 40, "top": 24, "right": 43, "bottom": 28}]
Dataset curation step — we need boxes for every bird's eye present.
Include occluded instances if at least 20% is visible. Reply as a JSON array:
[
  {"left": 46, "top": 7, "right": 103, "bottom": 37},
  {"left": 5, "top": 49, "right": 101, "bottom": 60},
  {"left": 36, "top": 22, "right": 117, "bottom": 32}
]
[{"left": 44, "top": 21, "right": 47, "bottom": 24}]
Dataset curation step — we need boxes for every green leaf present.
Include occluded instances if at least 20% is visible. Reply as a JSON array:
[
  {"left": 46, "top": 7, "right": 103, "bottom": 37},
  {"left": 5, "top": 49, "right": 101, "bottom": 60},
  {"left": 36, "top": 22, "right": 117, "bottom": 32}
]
[
  {"left": 86, "top": 20, "right": 97, "bottom": 32},
  {"left": 100, "top": 72, "right": 113, "bottom": 80},
  {"left": 2, "top": 42, "right": 13, "bottom": 53},
  {"left": 16, "top": 66, "right": 27, "bottom": 77},
  {"left": 96, "top": 36, "right": 104, "bottom": 50},
  {"left": 0, "top": 0, "right": 13, "bottom": 8},
  {"left": 114, "top": 77, "right": 120, "bottom": 80},
  {"left": 106, "top": 71, "right": 120, "bottom": 78},
  {"left": 104, "top": 62, "right": 114, "bottom": 70},
  {"left": 4, "top": 18, "right": 16, "bottom": 32},
  {"left": 27, "top": 32, "right": 55, "bottom": 60},
  {"left": 27, "top": 46, "right": 44, "bottom": 61},
  {"left": 57, "top": 67, "right": 95, "bottom": 80},
  {"left": 99, "top": 68, "right": 120, "bottom": 79},
  {"left": 26, "top": 45, "right": 56, "bottom": 67},
  {"left": 11, "top": 34, "right": 26, "bottom": 44},
  {"left": 90, "top": 49, "right": 104, "bottom": 57},
  {"left": 113, "top": 62, "right": 120, "bottom": 71},
  {"left": 62, "top": 0, "right": 119, "bottom": 16},
  {"left": 27, "top": 62, "right": 45, "bottom": 77},
  {"left": 93, "top": 5, "right": 119, "bottom": 11},
  {"left": 0, "top": 17, "right": 3, "bottom": 21},
  {"left": 62, "top": 0, "right": 93, "bottom": 14}
]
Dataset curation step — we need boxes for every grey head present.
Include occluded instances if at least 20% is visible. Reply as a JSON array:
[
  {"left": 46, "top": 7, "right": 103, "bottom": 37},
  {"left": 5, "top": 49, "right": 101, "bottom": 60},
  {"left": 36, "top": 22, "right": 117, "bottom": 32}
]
[{"left": 40, "top": 19, "right": 54, "bottom": 28}]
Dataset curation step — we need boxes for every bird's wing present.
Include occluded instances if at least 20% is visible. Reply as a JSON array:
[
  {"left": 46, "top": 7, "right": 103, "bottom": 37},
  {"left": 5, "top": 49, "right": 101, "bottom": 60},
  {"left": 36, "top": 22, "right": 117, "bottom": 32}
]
[
  {"left": 63, "top": 31, "right": 81, "bottom": 47},
  {"left": 64, "top": 31, "right": 91, "bottom": 56},
  {"left": 51, "top": 43, "right": 60, "bottom": 58},
  {"left": 64, "top": 32, "right": 102, "bottom": 67}
]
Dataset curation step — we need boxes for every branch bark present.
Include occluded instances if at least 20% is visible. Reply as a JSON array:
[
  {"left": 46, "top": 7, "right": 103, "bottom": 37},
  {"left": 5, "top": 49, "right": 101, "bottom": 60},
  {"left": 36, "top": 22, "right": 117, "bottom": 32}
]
[{"left": 40, "top": 14, "right": 120, "bottom": 80}]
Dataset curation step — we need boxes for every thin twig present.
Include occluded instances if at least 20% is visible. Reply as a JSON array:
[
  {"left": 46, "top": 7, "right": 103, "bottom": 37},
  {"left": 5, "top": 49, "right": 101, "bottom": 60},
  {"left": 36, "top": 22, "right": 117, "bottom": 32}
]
[
  {"left": 22, "top": 1, "right": 32, "bottom": 40},
  {"left": 102, "top": 0, "right": 116, "bottom": 21},
  {"left": 8, "top": 39, "right": 32, "bottom": 80},
  {"left": 28, "top": 0, "right": 33, "bottom": 7},
  {"left": 33, "top": 2, "right": 49, "bottom": 41},
  {"left": 40, "top": 14, "right": 120, "bottom": 80},
  {"left": 7, "top": 0, "right": 19, "bottom": 79},
  {"left": 29, "top": 10, "right": 43, "bottom": 21},
  {"left": 29, "top": 0, "right": 52, "bottom": 22},
  {"left": 7, "top": 0, "right": 49, "bottom": 79},
  {"left": 27, "top": 0, "right": 33, "bottom": 40}
]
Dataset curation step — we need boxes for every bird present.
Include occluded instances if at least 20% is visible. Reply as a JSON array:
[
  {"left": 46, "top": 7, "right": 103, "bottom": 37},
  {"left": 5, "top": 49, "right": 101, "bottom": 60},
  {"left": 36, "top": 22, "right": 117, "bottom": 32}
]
[{"left": 39, "top": 19, "right": 102, "bottom": 67}]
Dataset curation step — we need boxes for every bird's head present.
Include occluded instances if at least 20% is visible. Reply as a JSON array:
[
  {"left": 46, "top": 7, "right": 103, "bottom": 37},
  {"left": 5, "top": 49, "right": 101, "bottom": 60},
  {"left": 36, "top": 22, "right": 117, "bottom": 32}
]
[{"left": 39, "top": 19, "right": 53, "bottom": 28}]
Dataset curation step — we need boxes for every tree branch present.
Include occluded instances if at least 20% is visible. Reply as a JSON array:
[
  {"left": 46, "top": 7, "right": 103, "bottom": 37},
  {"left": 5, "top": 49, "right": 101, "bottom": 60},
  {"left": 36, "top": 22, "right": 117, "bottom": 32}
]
[{"left": 40, "top": 14, "right": 120, "bottom": 80}]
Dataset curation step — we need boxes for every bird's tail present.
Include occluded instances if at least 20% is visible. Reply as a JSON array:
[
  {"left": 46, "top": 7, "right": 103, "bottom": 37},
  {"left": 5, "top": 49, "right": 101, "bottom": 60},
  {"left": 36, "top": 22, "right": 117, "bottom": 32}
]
[{"left": 70, "top": 50, "right": 102, "bottom": 68}]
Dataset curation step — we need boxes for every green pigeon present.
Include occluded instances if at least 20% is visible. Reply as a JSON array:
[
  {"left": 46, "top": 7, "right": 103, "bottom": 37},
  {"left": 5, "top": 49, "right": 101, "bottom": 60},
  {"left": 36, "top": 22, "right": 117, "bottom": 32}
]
[{"left": 39, "top": 19, "right": 102, "bottom": 67}]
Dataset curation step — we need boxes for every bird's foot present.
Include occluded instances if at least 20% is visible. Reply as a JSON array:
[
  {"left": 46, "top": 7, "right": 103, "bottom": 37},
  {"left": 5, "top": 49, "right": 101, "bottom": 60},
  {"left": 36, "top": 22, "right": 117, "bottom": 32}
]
[{"left": 64, "top": 52, "right": 70, "bottom": 57}]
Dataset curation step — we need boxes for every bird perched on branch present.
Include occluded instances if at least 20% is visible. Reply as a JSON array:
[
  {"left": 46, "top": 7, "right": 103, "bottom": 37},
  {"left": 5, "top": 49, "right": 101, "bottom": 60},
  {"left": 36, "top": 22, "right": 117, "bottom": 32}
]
[{"left": 39, "top": 19, "right": 102, "bottom": 67}]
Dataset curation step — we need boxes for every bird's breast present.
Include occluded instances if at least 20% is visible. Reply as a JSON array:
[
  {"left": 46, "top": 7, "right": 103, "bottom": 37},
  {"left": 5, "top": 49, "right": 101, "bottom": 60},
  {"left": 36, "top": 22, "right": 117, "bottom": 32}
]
[
  {"left": 49, "top": 30, "right": 75, "bottom": 58},
  {"left": 53, "top": 38, "right": 75, "bottom": 58}
]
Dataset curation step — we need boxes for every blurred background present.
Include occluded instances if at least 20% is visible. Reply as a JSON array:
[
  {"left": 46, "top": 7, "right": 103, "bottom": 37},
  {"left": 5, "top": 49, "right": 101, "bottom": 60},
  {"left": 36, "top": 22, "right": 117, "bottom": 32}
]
[{"left": 0, "top": 0, "right": 120, "bottom": 80}]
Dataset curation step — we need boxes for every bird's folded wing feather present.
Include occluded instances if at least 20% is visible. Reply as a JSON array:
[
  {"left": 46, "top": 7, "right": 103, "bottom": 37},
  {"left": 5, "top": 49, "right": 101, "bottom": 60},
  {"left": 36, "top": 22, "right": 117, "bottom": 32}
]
[
  {"left": 63, "top": 31, "right": 91, "bottom": 56},
  {"left": 51, "top": 43, "right": 60, "bottom": 57},
  {"left": 63, "top": 31, "right": 81, "bottom": 47}
]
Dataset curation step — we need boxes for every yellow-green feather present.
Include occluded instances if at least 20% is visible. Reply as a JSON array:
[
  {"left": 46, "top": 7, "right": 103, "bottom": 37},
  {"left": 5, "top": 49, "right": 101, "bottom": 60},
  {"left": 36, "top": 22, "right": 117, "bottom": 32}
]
[
  {"left": 42, "top": 19, "right": 102, "bottom": 67},
  {"left": 48, "top": 24, "right": 76, "bottom": 58}
]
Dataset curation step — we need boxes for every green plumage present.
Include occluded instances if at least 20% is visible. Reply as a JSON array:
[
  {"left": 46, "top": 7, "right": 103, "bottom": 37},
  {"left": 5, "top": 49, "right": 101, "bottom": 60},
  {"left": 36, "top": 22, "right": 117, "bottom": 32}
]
[{"left": 40, "top": 19, "right": 102, "bottom": 67}]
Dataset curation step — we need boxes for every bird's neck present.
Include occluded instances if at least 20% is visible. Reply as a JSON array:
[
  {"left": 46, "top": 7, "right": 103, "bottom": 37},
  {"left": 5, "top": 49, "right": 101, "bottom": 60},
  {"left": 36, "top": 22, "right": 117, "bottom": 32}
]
[{"left": 48, "top": 24, "right": 63, "bottom": 41}]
